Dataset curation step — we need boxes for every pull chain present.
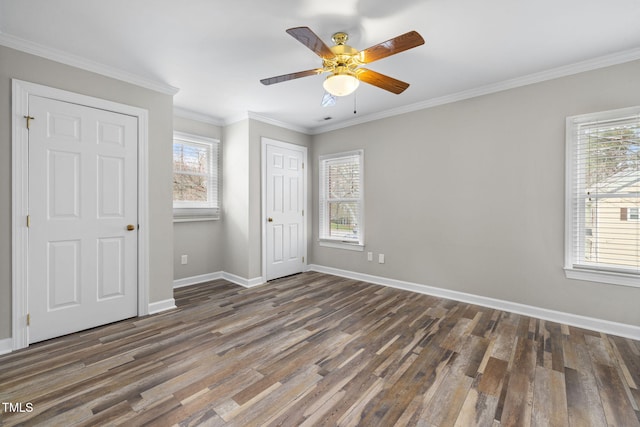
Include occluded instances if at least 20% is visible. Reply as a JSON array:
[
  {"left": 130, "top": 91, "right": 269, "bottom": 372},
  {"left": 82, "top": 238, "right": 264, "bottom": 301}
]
[{"left": 353, "top": 92, "right": 357, "bottom": 115}]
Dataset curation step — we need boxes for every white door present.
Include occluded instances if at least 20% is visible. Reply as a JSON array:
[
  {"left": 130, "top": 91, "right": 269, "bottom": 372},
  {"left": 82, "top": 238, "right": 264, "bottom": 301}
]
[
  {"left": 265, "top": 141, "right": 306, "bottom": 280},
  {"left": 28, "top": 95, "right": 138, "bottom": 343}
]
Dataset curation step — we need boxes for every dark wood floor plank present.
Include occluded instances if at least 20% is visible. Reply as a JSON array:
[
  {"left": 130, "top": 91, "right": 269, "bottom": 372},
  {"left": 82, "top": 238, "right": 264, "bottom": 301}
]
[
  {"left": 490, "top": 312, "right": 520, "bottom": 362},
  {"left": 420, "top": 369, "right": 474, "bottom": 426},
  {"left": 610, "top": 335, "right": 640, "bottom": 390},
  {"left": 478, "top": 357, "right": 509, "bottom": 396},
  {"left": 593, "top": 362, "right": 640, "bottom": 426},
  {"left": 499, "top": 372, "right": 534, "bottom": 426},
  {"left": 0, "top": 272, "right": 637, "bottom": 426},
  {"left": 531, "top": 366, "right": 569, "bottom": 427},
  {"left": 454, "top": 387, "right": 500, "bottom": 427}
]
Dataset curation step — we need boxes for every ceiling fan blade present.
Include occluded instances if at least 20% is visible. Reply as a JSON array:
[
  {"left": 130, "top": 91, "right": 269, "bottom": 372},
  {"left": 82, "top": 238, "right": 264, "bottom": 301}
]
[
  {"left": 357, "top": 69, "right": 410, "bottom": 94},
  {"left": 359, "top": 31, "right": 425, "bottom": 64},
  {"left": 260, "top": 69, "right": 322, "bottom": 86},
  {"left": 286, "top": 27, "right": 336, "bottom": 59}
]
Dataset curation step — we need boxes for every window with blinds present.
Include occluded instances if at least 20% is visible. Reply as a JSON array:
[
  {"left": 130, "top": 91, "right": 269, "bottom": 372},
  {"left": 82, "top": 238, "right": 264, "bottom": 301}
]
[
  {"left": 173, "top": 132, "right": 220, "bottom": 221},
  {"left": 319, "top": 150, "right": 364, "bottom": 248},
  {"left": 565, "top": 107, "right": 639, "bottom": 286}
]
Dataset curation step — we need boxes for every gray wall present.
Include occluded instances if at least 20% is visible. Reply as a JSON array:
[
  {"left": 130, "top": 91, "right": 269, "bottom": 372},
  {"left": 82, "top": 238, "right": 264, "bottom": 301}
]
[
  {"left": 311, "top": 60, "right": 640, "bottom": 327},
  {"left": 248, "top": 119, "right": 313, "bottom": 279},
  {"left": 173, "top": 116, "right": 224, "bottom": 280},
  {"left": 221, "top": 118, "right": 311, "bottom": 281},
  {"left": 0, "top": 46, "right": 175, "bottom": 340},
  {"left": 222, "top": 119, "right": 251, "bottom": 279}
]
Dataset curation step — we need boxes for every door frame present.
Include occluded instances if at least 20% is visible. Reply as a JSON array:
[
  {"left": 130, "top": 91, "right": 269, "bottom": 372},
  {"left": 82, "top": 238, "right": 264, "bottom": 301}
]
[
  {"left": 11, "top": 79, "right": 150, "bottom": 350},
  {"left": 261, "top": 137, "right": 308, "bottom": 283}
]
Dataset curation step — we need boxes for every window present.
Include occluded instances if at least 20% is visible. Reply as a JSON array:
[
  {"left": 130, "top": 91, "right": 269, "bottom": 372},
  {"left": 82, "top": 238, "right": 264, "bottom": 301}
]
[
  {"left": 173, "top": 132, "right": 220, "bottom": 221},
  {"left": 319, "top": 150, "right": 364, "bottom": 250},
  {"left": 565, "top": 106, "right": 639, "bottom": 286},
  {"left": 621, "top": 207, "right": 639, "bottom": 221}
]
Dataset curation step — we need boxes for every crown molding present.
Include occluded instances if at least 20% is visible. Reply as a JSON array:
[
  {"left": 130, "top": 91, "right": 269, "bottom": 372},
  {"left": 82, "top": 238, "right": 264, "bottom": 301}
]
[
  {"left": 310, "top": 47, "right": 640, "bottom": 134},
  {"left": 223, "top": 111, "right": 250, "bottom": 127},
  {"left": 246, "top": 112, "right": 311, "bottom": 134},
  {"left": 173, "top": 106, "right": 225, "bottom": 126},
  {"left": 0, "top": 31, "right": 179, "bottom": 96},
  {"left": 222, "top": 111, "right": 312, "bottom": 134}
]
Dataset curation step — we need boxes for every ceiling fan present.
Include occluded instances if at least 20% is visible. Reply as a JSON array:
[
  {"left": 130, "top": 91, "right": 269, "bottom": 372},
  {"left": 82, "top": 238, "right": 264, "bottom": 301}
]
[{"left": 260, "top": 27, "right": 425, "bottom": 98}]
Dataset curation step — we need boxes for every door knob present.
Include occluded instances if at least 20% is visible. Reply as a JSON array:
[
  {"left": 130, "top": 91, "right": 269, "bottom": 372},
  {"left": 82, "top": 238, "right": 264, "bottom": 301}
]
[
  {"left": 267, "top": 217, "right": 273, "bottom": 222},
  {"left": 126, "top": 224, "right": 136, "bottom": 231}
]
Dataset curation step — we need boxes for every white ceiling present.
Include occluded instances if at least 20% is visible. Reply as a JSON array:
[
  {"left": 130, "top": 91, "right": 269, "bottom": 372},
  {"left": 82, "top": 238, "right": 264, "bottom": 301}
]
[{"left": 1, "top": 0, "right": 639, "bottom": 133}]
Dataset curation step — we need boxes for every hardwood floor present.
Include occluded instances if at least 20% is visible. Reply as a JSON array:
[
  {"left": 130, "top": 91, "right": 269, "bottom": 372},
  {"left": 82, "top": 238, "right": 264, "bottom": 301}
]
[{"left": 1, "top": 272, "right": 639, "bottom": 426}]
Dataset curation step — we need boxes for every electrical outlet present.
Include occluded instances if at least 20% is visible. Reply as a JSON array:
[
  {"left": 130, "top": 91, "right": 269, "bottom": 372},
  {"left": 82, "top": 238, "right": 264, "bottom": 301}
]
[
  {"left": 367, "top": 252, "right": 373, "bottom": 261},
  {"left": 181, "top": 255, "right": 188, "bottom": 265},
  {"left": 378, "top": 254, "right": 385, "bottom": 264}
]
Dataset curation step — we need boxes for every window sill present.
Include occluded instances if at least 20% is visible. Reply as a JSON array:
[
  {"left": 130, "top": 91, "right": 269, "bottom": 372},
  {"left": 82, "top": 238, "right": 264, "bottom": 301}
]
[
  {"left": 319, "top": 240, "right": 364, "bottom": 252},
  {"left": 173, "top": 217, "right": 219, "bottom": 223},
  {"left": 564, "top": 267, "right": 639, "bottom": 288}
]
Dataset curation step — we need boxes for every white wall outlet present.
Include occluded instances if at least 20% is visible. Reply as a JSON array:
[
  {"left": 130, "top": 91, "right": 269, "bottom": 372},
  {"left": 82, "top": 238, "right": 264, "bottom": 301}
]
[
  {"left": 378, "top": 254, "right": 385, "bottom": 264},
  {"left": 181, "top": 254, "right": 188, "bottom": 265},
  {"left": 367, "top": 252, "right": 373, "bottom": 261}
]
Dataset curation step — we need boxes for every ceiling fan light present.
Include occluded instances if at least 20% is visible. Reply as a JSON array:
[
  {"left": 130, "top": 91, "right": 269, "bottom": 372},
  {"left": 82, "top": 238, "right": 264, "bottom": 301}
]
[{"left": 323, "top": 73, "right": 360, "bottom": 97}]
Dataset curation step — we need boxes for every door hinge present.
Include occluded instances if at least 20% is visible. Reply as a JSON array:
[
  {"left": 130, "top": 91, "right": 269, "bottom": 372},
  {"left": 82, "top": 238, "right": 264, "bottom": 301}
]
[
  {"left": 24, "top": 115, "right": 35, "bottom": 130},
  {"left": 302, "top": 162, "right": 304, "bottom": 170},
  {"left": 27, "top": 313, "right": 30, "bottom": 326},
  {"left": 302, "top": 256, "right": 305, "bottom": 263},
  {"left": 26, "top": 215, "right": 30, "bottom": 228},
  {"left": 302, "top": 209, "right": 304, "bottom": 216}
]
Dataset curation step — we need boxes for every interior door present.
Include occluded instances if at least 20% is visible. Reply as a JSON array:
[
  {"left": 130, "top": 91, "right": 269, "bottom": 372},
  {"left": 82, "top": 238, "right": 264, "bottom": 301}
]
[
  {"left": 265, "top": 142, "right": 305, "bottom": 280},
  {"left": 28, "top": 95, "right": 138, "bottom": 343}
]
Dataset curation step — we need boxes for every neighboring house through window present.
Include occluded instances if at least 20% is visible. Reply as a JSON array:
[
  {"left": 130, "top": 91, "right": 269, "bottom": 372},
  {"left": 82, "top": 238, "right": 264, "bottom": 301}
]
[
  {"left": 319, "top": 150, "right": 364, "bottom": 250},
  {"left": 565, "top": 106, "right": 639, "bottom": 286},
  {"left": 173, "top": 132, "right": 220, "bottom": 221},
  {"left": 621, "top": 207, "right": 639, "bottom": 221}
]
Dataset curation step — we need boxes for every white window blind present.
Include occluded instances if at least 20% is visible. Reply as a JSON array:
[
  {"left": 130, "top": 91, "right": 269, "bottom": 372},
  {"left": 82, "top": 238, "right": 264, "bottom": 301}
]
[
  {"left": 565, "top": 107, "right": 639, "bottom": 285},
  {"left": 319, "top": 150, "right": 364, "bottom": 246},
  {"left": 173, "top": 132, "right": 220, "bottom": 220}
]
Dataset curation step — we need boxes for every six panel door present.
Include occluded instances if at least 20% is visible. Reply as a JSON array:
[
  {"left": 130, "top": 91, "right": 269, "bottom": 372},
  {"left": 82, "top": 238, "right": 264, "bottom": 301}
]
[
  {"left": 28, "top": 95, "right": 138, "bottom": 343},
  {"left": 265, "top": 142, "right": 305, "bottom": 281}
]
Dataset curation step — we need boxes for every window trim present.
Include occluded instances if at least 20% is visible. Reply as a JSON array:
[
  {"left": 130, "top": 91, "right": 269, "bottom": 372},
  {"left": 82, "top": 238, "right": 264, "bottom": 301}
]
[
  {"left": 318, "top": 150, "right": 365, "bottom": 251},
  {"left": 173, "top": 131, "right": 220, "bottom": 222},
  {"left": 564, "top": 106, "right": 640, "bottom": 288}
]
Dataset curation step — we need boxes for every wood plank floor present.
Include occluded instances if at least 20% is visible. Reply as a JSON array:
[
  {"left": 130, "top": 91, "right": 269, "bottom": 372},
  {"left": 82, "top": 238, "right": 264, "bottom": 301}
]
[{"left": 1, "top": 272, "right": 639, "bottom": 426}]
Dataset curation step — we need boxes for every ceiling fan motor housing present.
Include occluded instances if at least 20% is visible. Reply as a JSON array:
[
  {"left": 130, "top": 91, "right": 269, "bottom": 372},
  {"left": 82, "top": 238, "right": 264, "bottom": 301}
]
[
  {"left": 322, "top": 41, "right": 362, "bottom": 96},
  {"left": 324, "top": 42, "right": 361, "bottom": 73}
]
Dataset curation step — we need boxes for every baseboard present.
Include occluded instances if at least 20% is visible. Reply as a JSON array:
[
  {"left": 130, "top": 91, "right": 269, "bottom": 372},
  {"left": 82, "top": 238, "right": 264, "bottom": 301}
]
[
  {"left": 148, "top": 298, "right": 176, "bottom": 315},
  {"left": 173, "top": 271, "right": 265, "bottom": 289},
  {"left": 0, "top": 338, "right": 12, "bottom": 355},
  {"left": 222, "top": 272, "right": 264, "bottom": 288},
  {"left": 173, "top": 272, "right": 223, "bottom": 289},
  {"left": 307, "top": 264, "right": 640, "bottom": 340}
]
